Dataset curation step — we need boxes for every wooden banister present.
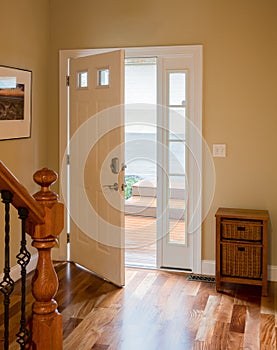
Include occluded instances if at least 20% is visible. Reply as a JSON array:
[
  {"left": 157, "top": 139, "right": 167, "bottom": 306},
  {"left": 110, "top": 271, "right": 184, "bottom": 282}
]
[
  {"left": 0, "top": 161, "right": 45, "bottom": 224},
  {"left": 0, "top": 162, "right": 64, "bottom": 349},
  {"left": 30, "top": 168, "right": 64, "bottom": 350}
]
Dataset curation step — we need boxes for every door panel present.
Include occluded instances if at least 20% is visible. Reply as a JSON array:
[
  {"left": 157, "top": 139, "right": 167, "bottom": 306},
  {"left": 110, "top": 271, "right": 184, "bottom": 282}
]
[{"left": 69, "top": 50, "right": 125, "bottom": 286}]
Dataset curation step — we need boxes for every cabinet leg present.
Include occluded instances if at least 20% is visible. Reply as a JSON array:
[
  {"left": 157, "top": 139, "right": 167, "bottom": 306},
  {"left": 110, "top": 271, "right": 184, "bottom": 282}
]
[
  {"left": 262, "top": 281, "right": 268, "bottom": 297},
  {"left": 216, "top": 280, "right": 223, "bottom": 293}
]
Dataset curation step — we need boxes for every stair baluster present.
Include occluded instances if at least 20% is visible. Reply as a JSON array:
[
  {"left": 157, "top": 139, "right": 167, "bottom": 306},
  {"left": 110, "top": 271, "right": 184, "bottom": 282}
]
[
  {"left": 0, "top": 190, "right": 15, "bottom": 350},
  {"left": 16, "top": 207, "right": 31, "bottom": 348}
]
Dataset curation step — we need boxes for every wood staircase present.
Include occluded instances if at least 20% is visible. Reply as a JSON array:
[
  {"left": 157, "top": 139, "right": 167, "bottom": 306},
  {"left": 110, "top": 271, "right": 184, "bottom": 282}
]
[{"left": 0, "top": 161, "right": 64, "bottom": 349}]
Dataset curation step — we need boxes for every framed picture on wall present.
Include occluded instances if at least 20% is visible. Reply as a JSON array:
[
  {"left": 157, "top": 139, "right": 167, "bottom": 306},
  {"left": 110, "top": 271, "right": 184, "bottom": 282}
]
[{"left": 0, "top": 66, "right": 32, "bottom": 140}]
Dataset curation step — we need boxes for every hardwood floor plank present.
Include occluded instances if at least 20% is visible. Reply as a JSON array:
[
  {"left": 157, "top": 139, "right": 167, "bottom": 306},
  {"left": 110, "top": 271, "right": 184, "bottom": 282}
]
[
  {"left": 179, "top": 278, "right": 201, "bottom": 297},
  {"left": 226, "top": 331, "right": 244, "bottom": 349},
  {"left": 133, "top": 271, "right": 158, "bottom": 300},
  {"left": 243, "top": 303, "right": 261, "bottom": 349},
  {"left": 92, "top": 345, "right": 109, "bottom": 350},
  {"left": 260, "top": 314, "right": 276, "bottom": 348},
  {"left": 192, "top": 282, "right": 217, "bottom": 311},
  {"left": 195, "top": 295, "right": 221, "bottom": 342},
  {"left": 261, "top": 282, "right": 276, "bottom": 315},
  {"left": 192, "top": 341, "right": 205, "bottom": 349},
  {"left": 229, "top": 304, "right": 246, "bottom": 333},
  {"left": 212, "top": 321, "right": 230, "bottom": 350},
  {"left": 64, "top": 306, "right": 119, "bottom": 349},
  {"left": 216, "top": 294, "right": 234, "bottom": 323},
  {"left": 274, "top": 283, "right": 277, "bottom": 326}
]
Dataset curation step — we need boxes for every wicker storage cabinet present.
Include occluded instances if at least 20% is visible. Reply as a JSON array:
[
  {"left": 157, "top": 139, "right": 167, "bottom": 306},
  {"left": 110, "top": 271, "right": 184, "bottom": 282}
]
[{"left": 215, "top": 208, "right": 269, "bottom": 296}]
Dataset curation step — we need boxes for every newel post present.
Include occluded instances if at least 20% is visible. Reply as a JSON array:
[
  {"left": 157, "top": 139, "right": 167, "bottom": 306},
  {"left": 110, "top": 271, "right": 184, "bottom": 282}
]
[{"left": 30, "top": 168, "right": 64, "bottom": 350}]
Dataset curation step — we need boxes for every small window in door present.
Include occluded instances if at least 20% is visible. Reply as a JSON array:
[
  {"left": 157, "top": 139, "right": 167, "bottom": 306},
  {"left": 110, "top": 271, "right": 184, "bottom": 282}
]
[
  {"left": 169, "top": 72, "right": 186, "bottom": 106},
  {"left": 97, "top": 68, "right": 110, "bottom": 87},
  {"left": 167, "top": 70, "right": 188, "bottom": 246},
  {"left": 77, "top": 71, "right": 88, "bottom": 88}
]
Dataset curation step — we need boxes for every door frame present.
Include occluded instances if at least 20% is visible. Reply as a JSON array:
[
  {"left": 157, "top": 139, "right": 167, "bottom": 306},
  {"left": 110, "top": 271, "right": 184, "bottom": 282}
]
[{"left": 57, "top": 45, "right": 203, "bottom": 274}]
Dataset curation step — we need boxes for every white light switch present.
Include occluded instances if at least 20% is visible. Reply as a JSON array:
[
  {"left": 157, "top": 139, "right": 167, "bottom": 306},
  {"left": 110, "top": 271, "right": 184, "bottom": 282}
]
[{"left": 213, "top": 144, "right": 226, "bottom": 157}]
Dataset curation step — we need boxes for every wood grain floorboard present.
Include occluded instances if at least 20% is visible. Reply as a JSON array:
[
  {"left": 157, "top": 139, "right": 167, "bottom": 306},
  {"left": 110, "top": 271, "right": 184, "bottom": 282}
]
[
  {"left": 229, "top": 304, "right": 246, "bottom": 333},
  {"left": 1, "top": 262, "right": 277, "bottom": 349}
]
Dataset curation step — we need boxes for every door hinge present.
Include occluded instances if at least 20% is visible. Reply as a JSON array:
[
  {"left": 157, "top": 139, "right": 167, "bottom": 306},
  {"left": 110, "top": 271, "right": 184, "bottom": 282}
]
[
  {"left": 67, "top": 233, "right": 70, "bottom": 244},
  {"left": 66, "top": 75, "right": 70, "bottom": 87},
  {"left": 66, "top": 154, "right": 70, "bottom": 165}
]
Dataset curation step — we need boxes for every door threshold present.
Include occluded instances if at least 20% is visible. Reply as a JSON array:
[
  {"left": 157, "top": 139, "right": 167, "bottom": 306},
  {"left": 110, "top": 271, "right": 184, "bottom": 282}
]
[
  {"left": 125, "top": 262, "right": 156, "bottom": 270},
  {"left": 125, "top": 263, "right": 192, "bottom": 274}
]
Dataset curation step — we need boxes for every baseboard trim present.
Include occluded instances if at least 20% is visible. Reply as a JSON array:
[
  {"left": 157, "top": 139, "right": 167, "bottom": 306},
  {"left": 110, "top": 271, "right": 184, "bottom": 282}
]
[
  {"left": 0, "top": 253, "right": 38, "bottom": 283},
  {"left": 201, "top": 260, "right": 216, "bottom": 276},
  {"left": 201, "top": 259, "right": 277, "bottom": 282},
  {"left": 268, "top": 265, "right": 277, "bottom": 282}
]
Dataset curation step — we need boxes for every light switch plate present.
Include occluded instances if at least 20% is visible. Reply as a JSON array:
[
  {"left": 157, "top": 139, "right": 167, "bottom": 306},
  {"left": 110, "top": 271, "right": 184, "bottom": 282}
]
[{"left": 213, "top": 144, "right": 226, "bottom": 157}]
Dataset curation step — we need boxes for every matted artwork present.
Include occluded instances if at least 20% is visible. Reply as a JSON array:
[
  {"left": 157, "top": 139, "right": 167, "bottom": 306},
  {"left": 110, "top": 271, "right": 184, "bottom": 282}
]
[{"left": 0, "top": 66, "right": 32, "bottom": 140}]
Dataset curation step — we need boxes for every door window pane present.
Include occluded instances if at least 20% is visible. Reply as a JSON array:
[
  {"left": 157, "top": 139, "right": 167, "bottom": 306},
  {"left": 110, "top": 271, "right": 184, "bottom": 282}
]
[
  {"left": 169, "top": 141, "right": 186, "bottom": 174},
  {"left": 98, "top": 69, "right": 110, "bottom": 86},
  {"left": 78, "top": 71, "right": 88, "bottom": 88},
  {"left": 169, "top": 219, "right": 186, "bottom": 244},
  {"left": 169, "top": 175, "right": 186, "bottom": 199},
  {"left": 169, "top": 72, "right": 186, "bottom": 106},
  {"left": 168, "top": 176, "right": 186, "bottom": 244},
  {"left": 168, "top": 107, "right": 186, "bottom": 140}
]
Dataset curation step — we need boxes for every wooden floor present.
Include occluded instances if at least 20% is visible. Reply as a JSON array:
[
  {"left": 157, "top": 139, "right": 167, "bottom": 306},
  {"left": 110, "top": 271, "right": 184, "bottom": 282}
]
[{"left": 1, "top": 262, "right": 277, "bottom": 349}]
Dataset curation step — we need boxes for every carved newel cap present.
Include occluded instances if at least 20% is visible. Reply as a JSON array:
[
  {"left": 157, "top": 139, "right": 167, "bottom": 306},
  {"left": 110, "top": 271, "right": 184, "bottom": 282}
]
[{"left": 33, "top": 168, "right": 58, "bottom": 203}]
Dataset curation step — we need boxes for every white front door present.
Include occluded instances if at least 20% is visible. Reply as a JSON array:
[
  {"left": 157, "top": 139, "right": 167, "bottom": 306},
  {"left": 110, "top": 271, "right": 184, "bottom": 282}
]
[
  {"left": 69, "top": 50, "right": 125, "bottom": 286},
  {"left": 59, "top": 46, "right": 203, "bottom": 274}
]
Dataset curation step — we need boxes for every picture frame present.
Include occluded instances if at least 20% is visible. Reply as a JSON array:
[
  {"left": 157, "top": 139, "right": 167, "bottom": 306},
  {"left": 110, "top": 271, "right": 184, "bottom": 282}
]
[{"left": 0, "top": 66, "right": 32, "bottom": 140}]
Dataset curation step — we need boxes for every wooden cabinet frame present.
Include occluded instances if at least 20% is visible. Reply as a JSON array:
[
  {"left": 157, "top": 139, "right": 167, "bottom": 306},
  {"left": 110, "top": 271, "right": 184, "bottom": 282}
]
[{"left": 215, "top": 207, "right": 269, "bottom": 296}]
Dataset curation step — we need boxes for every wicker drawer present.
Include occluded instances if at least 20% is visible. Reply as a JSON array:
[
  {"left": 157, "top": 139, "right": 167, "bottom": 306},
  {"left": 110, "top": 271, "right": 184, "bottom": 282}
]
[
  {"left": 221, "top": 243, "right": 262, "bottom": 279},
  {"left": 221, "top": 219, "right": 262, "bottom": 242},
  {"left": 216, "top": 208, "right": 269, "bottom": 295}
]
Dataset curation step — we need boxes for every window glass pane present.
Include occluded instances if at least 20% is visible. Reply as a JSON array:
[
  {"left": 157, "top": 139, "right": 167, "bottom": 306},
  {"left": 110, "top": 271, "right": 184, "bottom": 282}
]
[
  {"left": 169, "top": 175, "right": 186, "bottom": 199},
  {"left": 169, "top": 107, "right": 186, "bottom": 140},
  {"left": 169, "top": 141, "right": 186, "bottom": 174},
  {"left": 78, "top": 71, "right": 88, "bottom": 88},
  {"left": 169, "top": 72, "right": 186, "bottom": 106},
  {"left": 125, "top": 57, "right": 157, "bottom": 104},
  {"left": 168, "top": 176, "right": 186, "bottom": 244},
  {"left": 169, "top": 218, "right": 186, "bottom": 244},
  {"left": 98, "top": 69, "right": 110, "bottom": 86}
]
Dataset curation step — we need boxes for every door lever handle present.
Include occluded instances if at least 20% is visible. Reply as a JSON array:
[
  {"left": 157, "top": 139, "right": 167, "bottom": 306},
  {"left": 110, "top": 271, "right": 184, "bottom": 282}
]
[
  {"left": 104, "top": 183, "right": 119, "bottom": 191},
  {"left": 111, "top": 157, "right": 119, "bottom": 174},
  {"left": 121, "top": 163, "right": 127, "bottom": 171}
]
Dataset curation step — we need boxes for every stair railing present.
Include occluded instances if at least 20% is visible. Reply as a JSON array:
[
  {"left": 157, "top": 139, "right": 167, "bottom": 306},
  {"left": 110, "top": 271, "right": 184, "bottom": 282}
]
[{"left": 0, "top": 162, "right": 64, "bottom": 349}]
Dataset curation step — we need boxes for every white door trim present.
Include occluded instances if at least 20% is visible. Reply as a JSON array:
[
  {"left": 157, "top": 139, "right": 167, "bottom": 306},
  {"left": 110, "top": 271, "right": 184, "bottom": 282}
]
[{"left": 58, "top": 45, "right": 203, "bottom": 274}]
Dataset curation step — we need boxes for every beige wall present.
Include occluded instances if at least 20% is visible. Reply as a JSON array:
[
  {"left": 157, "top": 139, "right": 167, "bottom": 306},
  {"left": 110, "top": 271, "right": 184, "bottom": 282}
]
[
  {"left": 0, "top": 1, "right": 50, "bottom": 268},
  {"left": 49, "top": 0, "right": 277, "bottom": 266},
  {"left": 3, "top": 1, "right": 274, "bottom": 269}
]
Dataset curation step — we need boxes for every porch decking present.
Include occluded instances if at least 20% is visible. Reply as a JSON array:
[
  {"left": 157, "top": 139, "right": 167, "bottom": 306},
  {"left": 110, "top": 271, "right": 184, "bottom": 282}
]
[
  {"left": 125, "top": 178, "right": 186, "bottom": 267},
  {"left": 125, "top": 215, "right": 185, "bottom": 267}
]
